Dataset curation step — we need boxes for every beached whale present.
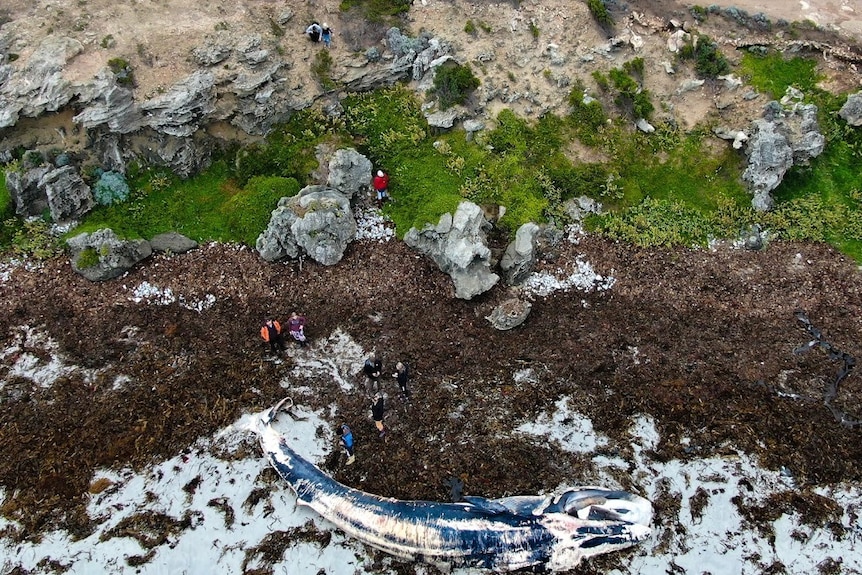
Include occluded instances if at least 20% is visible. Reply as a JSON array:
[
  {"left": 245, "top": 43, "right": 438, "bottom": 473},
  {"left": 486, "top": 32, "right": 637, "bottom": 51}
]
[{"left": 258, "top": 399, "right": 653, "bottom": 572}]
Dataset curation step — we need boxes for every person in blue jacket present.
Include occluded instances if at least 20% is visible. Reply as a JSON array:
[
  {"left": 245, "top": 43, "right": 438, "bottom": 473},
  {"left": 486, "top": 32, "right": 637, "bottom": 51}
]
[{"left": 340, "top": 423, "right": 355, "bottom": 465}]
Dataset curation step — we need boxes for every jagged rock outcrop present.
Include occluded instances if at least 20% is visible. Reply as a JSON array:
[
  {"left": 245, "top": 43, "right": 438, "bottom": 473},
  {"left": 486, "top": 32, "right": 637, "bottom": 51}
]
[
  {"left": 403, "top": 201, "right": 499, "bottom": 300},
  {"left": 5, "top": 166, "right": 53, "bottom": 217},
  {"left": 839, "top": 91, "right": 862, "bottom": 127},
  {"left": 67, "top": 228, "right": 153, "bottom": 282},
  {"left": 40, "top": 166, "right": 95, "bottom": 222},
  {"left": 6, "top": 164, "right": 94, "bottom": 222},
  {"left": 327, "top": 148, "right": 372, "bottom": 200},
  {"left": 334, "top": 29, "right": 451, "bottom": 93},
  {"left": 486, "top": 297, "right": 532, "bottom": 330},
  {"left": 256, "top": 185, "right": 356, "bottom": 266},
  {"left": 150, "top": 232, "right": 199, "bottom": 254},
  {"left": 0, "top": 36, "right": 83, "bottom": 128},
  {"left": 500, "top": 222, "right": 540, "bottom": 286},
  {"left": 140, "top": 70, "right": 218, "bottom": 138},
  {"left": 742, "top": 88, "right": 825, "bottom": 211}
]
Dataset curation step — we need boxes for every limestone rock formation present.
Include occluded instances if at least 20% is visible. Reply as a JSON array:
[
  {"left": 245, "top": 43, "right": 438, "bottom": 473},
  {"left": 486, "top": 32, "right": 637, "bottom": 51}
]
[
  {"left": 742, "top": 89, "right": 825, "bottom": 211},
  {"left": 403, "top": 201, "right": 499, "bottom": 300},
  {"left": 40, "top": 166, "right": 95, "bottom": 223},
  {"left": 486, "top": 297, "right": 532, "bottom": 330},
  {"left": 6, "top": 164, "right": 94, "bottom": 222},
  {"left": 838, "top": 91, "right": 862, "bottom": 127},
  {"left": 5, "top": 166, "right": 53, "bottom": 217},
  {"left": 0, "top": 37, "right": 83, "bottom": 128},
  {"left": 67, "top": 228, "right": 153, "bottom": 282},
  {"left": 256, "top": 185, "right": 356, "bottom": 266},
  {"left": 500, "top": 222, "right": 540, "bottom": 286},
  {"left": 327, "top": 148, "right": 372, "bottom": 200},
  {"left": 150, "top": 232, "right": 199, "bottom": 254}
]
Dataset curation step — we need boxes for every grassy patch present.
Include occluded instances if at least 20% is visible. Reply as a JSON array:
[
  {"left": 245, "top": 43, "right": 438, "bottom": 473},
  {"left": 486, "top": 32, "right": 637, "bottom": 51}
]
[
  {"left": 73, "top": 162, "right": 293, "bottom": 244},
  {"left": 0, "top": 169, "right": 9, "bottom": 217},
  {"left": 338, "top": 0, "right": 410, "bottom": 22},
  {"left": 234, "top": 108, "right": 342, "bottom": 187},
  {"left": 738, "top": 51, "right": 819, "bottom": 99}
]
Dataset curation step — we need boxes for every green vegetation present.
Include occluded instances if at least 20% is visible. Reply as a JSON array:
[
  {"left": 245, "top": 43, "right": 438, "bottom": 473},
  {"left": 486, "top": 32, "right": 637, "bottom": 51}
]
[
  {"left": 690, "top": 5, "right": 708, "bottom": 22},
  {"left": 2, "top": 218, "right": 65, "bottom": 260},
  {"left": 311, "top": 50, "right": 337, "bottom": 91},
  {"left": 607, "top": 60, "right": 654, "bottom": 120},
  {"left": 3, "top": 48, "right": 862, "bottom": 262},
  {"left": 75, "top": 246, "right": 100, "bottom": 269},
  {"left": 586, "top": 0, "right": 614, "bottom": 29},
  {"left": 738, "top": 50, "right": 819, "bottom": 99},
  {"left": 338, "top": 0, "right": 410, "bottom": 22},
  {"left": 464, "top": 20, "right": 477, "bottom": 36},
  {"left": 71, "top": 161, "right": 291, "bottom": 244},
  {"left": 429, "top": 62, "right": 480, "bottom": 110},
  {"left": 529, "top": 21, "right": 540, "bottom": 39},
  {"left": 678, "top": 34, "right": 730, "bottom": 78},
  {"left": 107, "top": 57, "right": 134, "bottom": 86}
]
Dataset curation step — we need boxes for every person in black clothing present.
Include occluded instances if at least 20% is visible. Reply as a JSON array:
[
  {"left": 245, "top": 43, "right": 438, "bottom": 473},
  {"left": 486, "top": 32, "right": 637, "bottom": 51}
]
[
  {"left": 371, "top": 394, "right": 386, "bottom": 438},
  {"left": 393, "top": 362, "right": 410, "bottom": 398},
  {"left": 363, "top": 353, "right": 382, "bottom": 395}
]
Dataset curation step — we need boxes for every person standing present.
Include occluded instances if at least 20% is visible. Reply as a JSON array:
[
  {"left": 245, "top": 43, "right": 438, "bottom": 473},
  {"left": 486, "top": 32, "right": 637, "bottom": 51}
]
[
  {"left": 363, "top": 353, "right": 382, "bottom": 395},
  {"left": 260, "top": 318, "right": 286, "bottom": 354},
  {"left": 340, "top": 423, "right": 355, "bottom": 465},
  {"left": 287, "top": 311, "right": 308, "bottom": 347},
  {"left": 372, "top": 170, "right": 390, "bottom": 205},
  {"left": 321, "top": 23, "right": 333, "bottom": 48},
  {"left": 393, "top": 362, "right": 410, "bottom": 398},
  {"left": 371, "top": 394, "right": 386, "bottom": 438}
]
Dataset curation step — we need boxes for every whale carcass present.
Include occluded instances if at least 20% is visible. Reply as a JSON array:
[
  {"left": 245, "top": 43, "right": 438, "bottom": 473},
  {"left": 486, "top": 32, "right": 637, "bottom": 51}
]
[{"left": 258, "top": 400, "right": 653, "bottom": 572}]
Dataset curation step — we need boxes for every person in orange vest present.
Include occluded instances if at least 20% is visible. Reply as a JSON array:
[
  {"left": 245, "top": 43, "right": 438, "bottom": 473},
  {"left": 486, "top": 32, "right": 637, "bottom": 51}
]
[{"left": 260, "top": 318, "right": 286, "bottom": 354}]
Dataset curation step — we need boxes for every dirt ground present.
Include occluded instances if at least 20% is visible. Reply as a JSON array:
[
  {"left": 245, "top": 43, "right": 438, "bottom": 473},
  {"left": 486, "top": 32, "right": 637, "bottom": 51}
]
[{"left": 1, "top": 232, "right": 861, "bottom": 550}]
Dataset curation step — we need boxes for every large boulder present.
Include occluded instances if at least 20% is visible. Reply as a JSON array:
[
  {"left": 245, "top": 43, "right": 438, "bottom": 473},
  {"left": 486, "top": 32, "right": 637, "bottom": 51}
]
[
  {"left": 149, "top": 232, "right": 198, "bottom": 254},
  {"left": 40, "top": 166, "right": 95, "bottom": 222},
  {"left": 838, "top": 91, "right": 862, "bottom": 127},
  {"left": 486, "top": 297, "right": 532, "bottom": 330},
  {"left": 5, "top": 166, "right": 52, "bottom": 217},
  {"left": 256, "top": 185, "right": 356, "bottom": 266},
  {"left": 500, "top": 222, "right": 540, "bottom": 286},
  {"left": 67, "top": 228, "right": 153, "bottom": 282},
  {"left": 326, "top": 148, "right": 372, "bottom": 199},
  {"left": 403, "top": 201, "right": 499, "bottom": 300},
  {"left": 742, "top": 90, "right": 825, "bottom": 211}
]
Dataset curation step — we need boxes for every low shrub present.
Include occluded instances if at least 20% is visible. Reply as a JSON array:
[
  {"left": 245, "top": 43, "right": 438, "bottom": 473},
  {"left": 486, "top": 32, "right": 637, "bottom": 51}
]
[
  {"left": 586, "top": 0, "right": 614, "bottom": 29},
  {"left": 92, "top": 171, "right": 131, "bottom": 206},
  {"left": 430, "top": 62, "right": 480, "bottom": 110},
  {"left": 107, "top": 57, "right": 134, "bottom": 86},
  {"left": 678, "top": 34, "right": 730, "bottom": 78}
]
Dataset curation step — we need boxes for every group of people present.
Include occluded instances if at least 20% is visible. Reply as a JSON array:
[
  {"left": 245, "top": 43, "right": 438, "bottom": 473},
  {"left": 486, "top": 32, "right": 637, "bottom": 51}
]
[
  {"left": 338, "top": 354, "right": 410, "bottom": 465},
  {"left": 261, "top": 313, "right": 409, "bottom": 468},
  {"left": 260, "top": 312, "right": 308, "bottom": 354},
  {"left": 305, "top": 21, "right": 333, "bottom": 48}
]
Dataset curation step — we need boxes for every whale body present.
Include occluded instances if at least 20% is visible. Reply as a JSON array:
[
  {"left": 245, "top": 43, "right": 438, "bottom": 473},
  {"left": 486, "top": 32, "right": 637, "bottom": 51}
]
[{"left": 258, "top": 401, "right": 653, "bottom": 572}]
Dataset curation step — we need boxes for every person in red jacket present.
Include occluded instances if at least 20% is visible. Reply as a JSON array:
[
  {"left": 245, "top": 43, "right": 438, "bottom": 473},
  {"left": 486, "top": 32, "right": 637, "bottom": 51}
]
[
  {"left": 260, "top": 318, "right": 286, "bottom": 354},
  {"left": 372, "top": 169, "right": 390, "bottom": 205}
]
